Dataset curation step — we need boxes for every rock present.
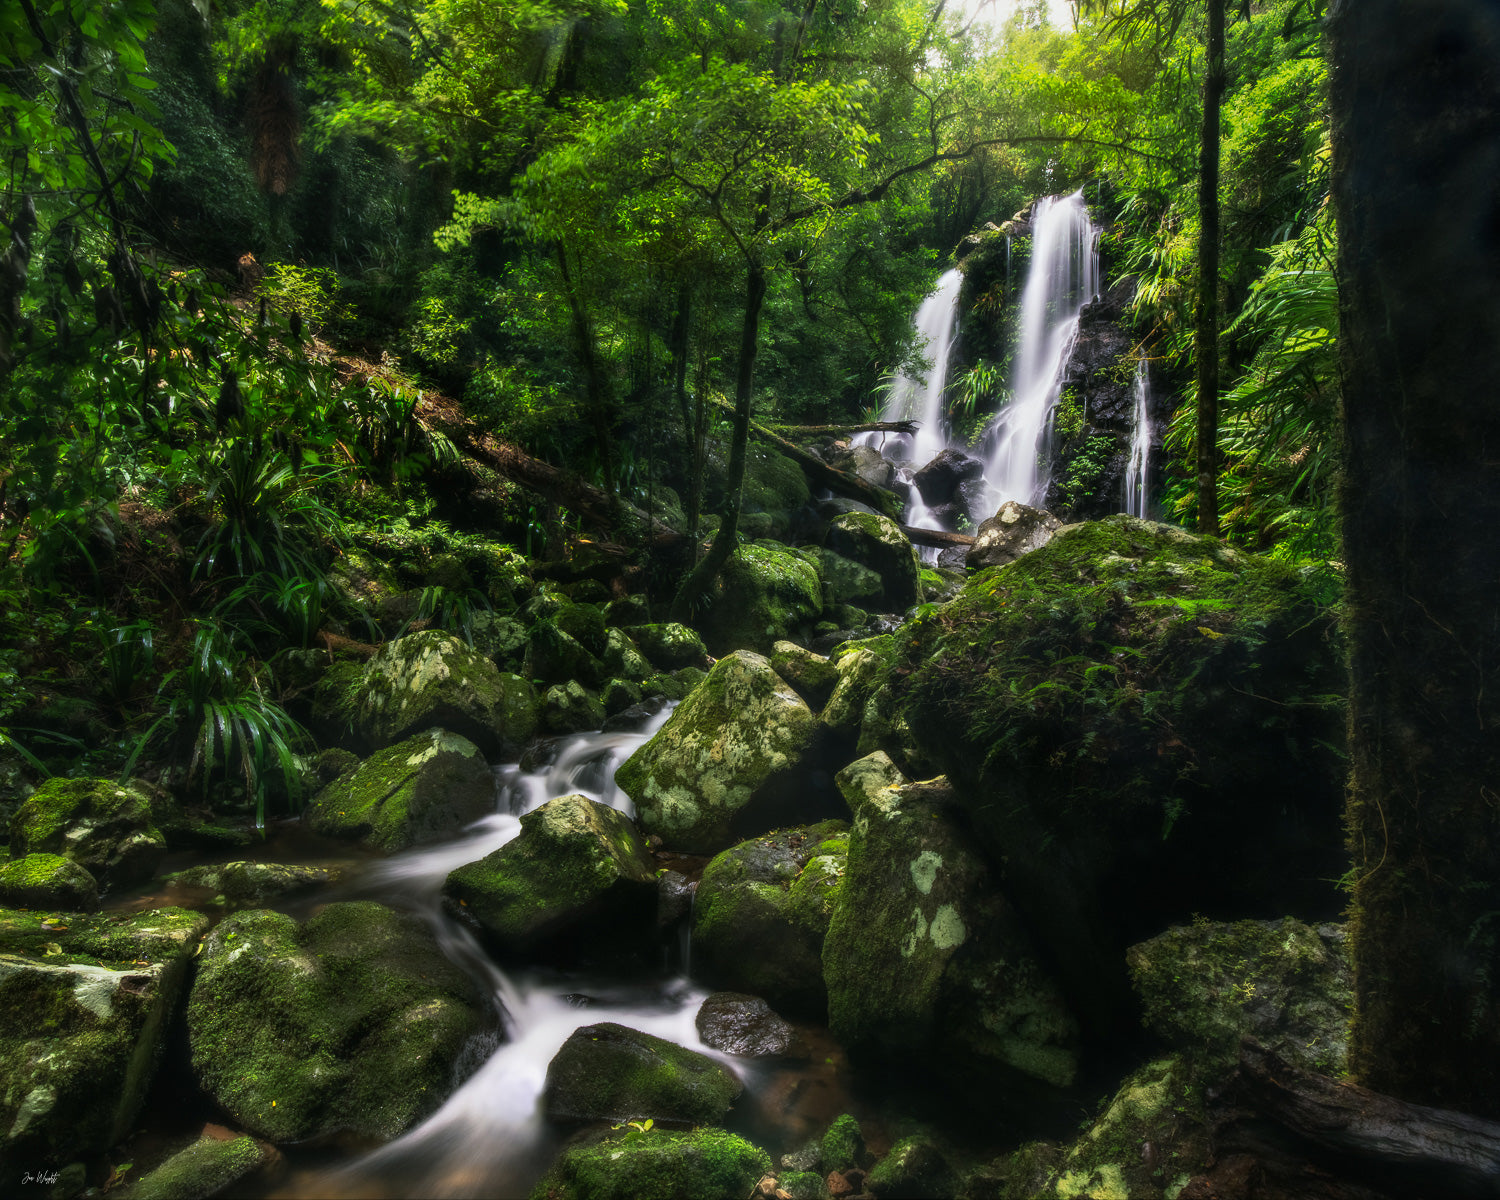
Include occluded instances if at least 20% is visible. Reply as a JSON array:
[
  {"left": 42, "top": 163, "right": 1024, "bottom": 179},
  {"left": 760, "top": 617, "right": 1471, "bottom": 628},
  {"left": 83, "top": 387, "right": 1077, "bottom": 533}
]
[
  {"left": 187, "top": 901, "right": 483, "bottom": 1144},
  {"left": 171, "top": 861, "right": 341, "bottom": 907},
  {"left": 542, "top": 1022, "right": 742, "bottom": 1124},
  {"left": 605, "top": 594, "right": 651, "bottom": 627},
  {"left": 912, "top": 448, "right": 984, "bottom": 506},
  {"left": 541, "top": 680, "right": 607, "bottom": 734},
  {"left": 820, "top": 645, "right": 888, "bottom": 740},
  {"left": 866, "top": 1134, "right": 955, "bottom": 1199},
  {"left": 601, "top": 628, "right": 654, "bottom": 682},
  {"left": 615, "top": 651, "right": 823, "bottom": 853},
  {"left": 467, "top": 611, "right": 529, "bottom": 674},
  {"left": 829, "top": 443, "right": 894, "bottom": 488},
  {"left": 657, "top": 870, "right": 694, "bottom": 928},
  {"left": 769, "top": 641, "right": 839, "bottom": 710},
  {"left": 444, "top": 794, "right": 655, "bottom": 955},
  {"left": 0, "top": 907, "right": 208, "bottom": 1181},
  {"left": 698, "top": 542, "right": 825, "bottom": 655},
  {"left": 603, "top": 696, "right": 670, "bottom": 734},
  {"left": 532, "top": 1127, "right": 771, "bottom": 1200},
  {"left": 328, "top": 548, "right": 401, "bottom": 620},
  {"left": 601, "top": 677, "right": 645, "bottom": 716},
  {"left": 781, "top": 1141, "right": 823, "bottom": 1173},
  {"left": 821, "top": 1113, "right": 866, "bottom": 1173},
  {"left": 524, "top": 594, "right": 608, "bottom": 657},
  {"left": 8, "top": 777, "right": 165, "bottom": 889},
  {"left": 778, "top": 1170, "right": 824, "bottom": 1200},
  {"left": 1127, "top": 918, "right": 1353, "bottom": 1075},
  {"left": 695, "top": 992, "right": 795, "bottom": 1057},
  {"left": 132, "top": 1134, "right": 271, "bottom": 1200},
  {"left": 965, "top": 500, "right": 1061, "bottom": 569},
  {"left": 352, "top": 631, "right": 538, "bottom": 756},
  {"left": 823, "top": 755, "right": 1080, "bottom": 1087},
  {"left": 743, "top": 444, "right": 814, "bottom": 518},
  {"left": 304, "top": 729, "right": 496, "bottom": 852},
  {"left": 692, "top": 823, "right": 849, "bottom": 1015},
  {"left": 0, "top": 854, "right": 99, "bottom": 911},
  {"left": 817, "top": 548, "right": 886, "bottom": 610},
  {"left": 825, "top": 512, "right": 921, "bottom": 612},
  {"left": 526, "top": 621, "right": 606, "bottom": 688},
  {"left": 629, "top": 622, "right": 709, "bottom": 672}
]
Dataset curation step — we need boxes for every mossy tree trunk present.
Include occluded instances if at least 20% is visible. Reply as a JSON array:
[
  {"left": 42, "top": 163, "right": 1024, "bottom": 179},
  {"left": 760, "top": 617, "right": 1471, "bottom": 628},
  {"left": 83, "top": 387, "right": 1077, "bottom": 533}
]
[{"left": 1331, "top": 0, "right": 1500, "bottom": 1118}]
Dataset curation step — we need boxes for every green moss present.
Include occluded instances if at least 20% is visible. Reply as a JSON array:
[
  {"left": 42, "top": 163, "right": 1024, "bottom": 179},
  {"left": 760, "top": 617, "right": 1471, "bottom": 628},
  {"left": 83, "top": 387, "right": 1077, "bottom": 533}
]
[
  {"left": 699, "top": 541, "right": 824, "bottom": 655},
  {"left": 531, "top": 1127, "right": 771, "bottom": 1200},
  {"left": 743, "top": 445, "right": 812, "bottom": 515},
  {"left": 133, "top": 1135, "right": 265, "bottom": 1200},
  {"left": 0, "top": 906, "right": 207, "bottom": 968},
  {"left": 779, "top": 1170, "right": 825, "bottom": 1200},
  {"left": 543, "top": 1022, "right": 742, "bottom": 1124},
  {"left": 821, "top": 1113, "right": 864, "bottom": 1173},
  {"left": 630, "top": 623, "right": 708, "bottom": 672},
  {"left": 0, "top": 855, "right": 98, "bottom": 912},
  {"left": 9, "top": 779, "right": 165, "bottom": 888},
  {"left": 866, "top": 1134, "right": 955, "bottom": 1199}
]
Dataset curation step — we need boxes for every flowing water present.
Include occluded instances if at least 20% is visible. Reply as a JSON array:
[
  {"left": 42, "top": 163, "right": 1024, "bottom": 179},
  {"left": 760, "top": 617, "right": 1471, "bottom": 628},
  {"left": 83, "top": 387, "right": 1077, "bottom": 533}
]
[
  {"left": 861, "top": 267, "right": 963, "bottom": 468},
  {"left": 1124, "top": 361, "right": 1152, "bottom": 519},
  {"left": 982, "top": 192, "right": 1099, "bottom": 505}
]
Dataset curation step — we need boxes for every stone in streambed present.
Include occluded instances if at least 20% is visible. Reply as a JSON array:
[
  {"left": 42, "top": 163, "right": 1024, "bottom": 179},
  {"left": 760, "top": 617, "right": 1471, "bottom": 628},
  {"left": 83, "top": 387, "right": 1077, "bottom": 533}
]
[
  {"left": 132, "top": 1134, "right": 272, "bottom": 1200},
  {"left": 825, "top": 512, "right": 922, "bottom": 613},
  {"left": 531, "top": 1126, "right": 770, "bottom": 1200},
  {"left": 543, "top": 1021, "right": 741, "bottom": 1124},
  {"left": 8, "top": 777, "right": 165, "bottom": 889},
  {"left": 769, "top": 640, "right": 839, "bottom": 710},
  {"left": 697, "top": 541, "right": 824, "bottom": 655},
  {"left": 0, "top": 853, "right": 99, "bottom": 911},
  {"left": 629, "top": 622, "right": 709, "bottom": 672},
  {"left": 964, "top": 500, "right": 1060, "bottom": 569},
  {"left": 541, "top": 680, "right": 607, "bottom": 734},
  {"left": 170, "top": 861, "right": 341, "bottom": 907},
  {"left": 695, "top": 992, "right": 795, "bottom": 1057},
  {"left": 866, "top": 1134, "right": 956, "bottom": 1199}
]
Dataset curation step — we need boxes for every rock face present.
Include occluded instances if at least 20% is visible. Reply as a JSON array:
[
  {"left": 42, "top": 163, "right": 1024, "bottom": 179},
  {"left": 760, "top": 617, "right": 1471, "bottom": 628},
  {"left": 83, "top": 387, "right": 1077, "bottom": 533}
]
[
  {"left": 8, "top": 777, "right": 166, "bottom": 889},
  {"left": 912, "top": 448, "right": 985, "bottom": 506},
  {"left": 822, "top": 754, "right": 1080, "bottom": 1088},
  {"left": 695, "top": 992, "right": 795, "bottom": 1057},
  {"left": 817, "top": 548, "right": 886, "bottom": 610},
  {"left": 186, "top": 901, "right": 483, "bottom": 1144},
  {"left": 691, "top": 822, "right": 848, "bottom": 1016},
  {"left": 698, "top": 541, "right": 824, "bottom": 655},
  {"left": 542, "top": 1022, "right": 742, "bottom": 1124},
  {"left": 883, "top": 516, "right": 1347, "bottom": 1038},
  {"left": 867, "top": 1134, "right": 956, "bottom": 1199},
  {"left": 351, "top": 630, "right": 538, "bottom": 756},
  {"left": 825, "top": 512, "right": 921, "bottom": 613},
  {"left": 616, "top": 651, "right": 824, "bottom": 853},
  {"left": 532, "top": 1127, "right": 771, "bottom": 1200},
  {"left": 304, "top": 729, "right": 496, "bottom": 852},
  {"left": 443, "top": 794, "right": 656, "bottom": 955},
  {"left": 965, "top": 500, "right": 1061, "bottom": 569},
  {"left": 629, "top": 622, "right": 709, "bottom": 672},
  {"left": 0, "top": 906, "right": 208, "bottom": 1182},
  {"left": 768, "top": 640, "right": 839, "bottom": 710},
  {"left": 0, "top": 853, "right": 99, "bottom": 910}
]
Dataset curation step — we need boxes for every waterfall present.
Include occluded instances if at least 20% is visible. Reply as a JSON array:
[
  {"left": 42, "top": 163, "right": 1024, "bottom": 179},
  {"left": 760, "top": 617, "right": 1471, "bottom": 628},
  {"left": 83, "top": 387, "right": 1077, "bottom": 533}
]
[
  {"left": 982, "top": 191, "right": 1099, "bottom": 505},
  {"left": 1125, "top": 361, "right": 1152, "bottom": 519},
  {"left": 863, "top": 267, "right": 963, "bottom": 465}
]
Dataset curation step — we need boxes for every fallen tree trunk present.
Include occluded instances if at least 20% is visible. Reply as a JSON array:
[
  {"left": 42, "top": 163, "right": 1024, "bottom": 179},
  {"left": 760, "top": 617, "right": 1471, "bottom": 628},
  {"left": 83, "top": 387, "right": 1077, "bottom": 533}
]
[
  {"left": 902, "top": 526, "right": 975, "bottom": 550},
  {"left": 764, "top": 419, "right": 918, "bottom": 438}
]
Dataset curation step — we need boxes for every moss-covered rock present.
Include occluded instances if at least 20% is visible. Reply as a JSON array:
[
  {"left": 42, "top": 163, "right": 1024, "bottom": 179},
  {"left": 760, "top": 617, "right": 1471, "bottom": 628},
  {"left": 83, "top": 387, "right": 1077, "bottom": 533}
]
[
  {"left": 186, "top": 901, "right": 483, "bottom": 1144},
  {"left": 698, "top": 541, "right": 824, "bottom": 656},
  {"left": 0, "top": 853, "right": 99, "bottom": 911},
  {"left": 444, "top": 794, "right": 655, "bottom": 955},
  {"left": 882, "top": 516, "right": 1346, "bottom": 1037},
  {"left": 524, "top": 594, "right": 608, "bottom": 657},
  {"left": 820, "top": 1112, "right": 866, "bottom": 1172},
  {"left": 601, "top": 628, "right": 654, "bottom": 683},
  {"left": 1127, "top": 918, "right": 1353, "bottom": 1075},
  {"left": 531, "top": 1126, "right": 771, "bottom": 1200},
  {"left": 616, "top": 651, "right": 823, "bottom": 853},
  {"left": 744, "top": 445, "right": 813, "bottom": 518},
  {"left": 542, "top": 1022, "right": 742, "bottom": 1124},
  {"left": 778, "top": 1169, "right": 825, "bottom": 1200},
  {"left": 769, "top": 640, "right": 839, "bottom": 710},
  {"left": 818, "top": 547, "right": 887, "bottom": 609},
  {"left": 527, "top": 621, "right": 607, "bottom": 689},
  {"left": 601, "top": 678, "right": 645, "bottom": 717},
  {"left": 304, "top": 729, "right": 496, "bottom": 852},
  {"left": 691, "top": 822, "right": 848, "bottom": 1016},
  {"left": 328, "top": 547, "right": 401, "bottom": 619},
  {"left": 605, "top": 594, "right": 651, "bottom": 627},
  {"left": 825, "top": 512, "right": 922, "bottom": 613},
  {"left": 170, "top": 861, "right": 342, "bottom": 907},
  {"left": 630, "top": 623, "right": 709, "bottom": 672},
  {"left": 0, "top": 907, "right": 207, "bottom": 1186},
  {"left": 823, "top": 754, "right": 1080, "bottom": 1088},
  {"left": 468, "top": 611, "right": 529, "bottom": 674},
  {"left": 9, "top": 777, "right": 165, "bottom": 889},
  {"left": 867, "top": 1134, "right": 956, "bottom": 1199},
  {"left": 541, "top": 681, "right": 607, "bottom": 735},
  {"left": 132, "top": 1134, "right": 270, "bottom": 1200}
]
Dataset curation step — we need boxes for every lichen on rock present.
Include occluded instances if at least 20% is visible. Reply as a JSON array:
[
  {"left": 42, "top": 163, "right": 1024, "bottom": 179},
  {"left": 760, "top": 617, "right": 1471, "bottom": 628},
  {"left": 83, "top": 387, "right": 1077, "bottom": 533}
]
[
  {"left": 8, "top": 777, "right": 165, "bottom": 889},
  {"left": 531, "top": 1125, "right": 770, "bottom": 1200}
]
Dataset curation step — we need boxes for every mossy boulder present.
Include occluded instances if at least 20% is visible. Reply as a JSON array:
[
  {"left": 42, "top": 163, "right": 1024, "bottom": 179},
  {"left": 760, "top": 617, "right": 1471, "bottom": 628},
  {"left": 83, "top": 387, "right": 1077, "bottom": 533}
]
[
  {"left": 698, "top": 541, "right": 824, "bottom": 656},
  {"left": 823, "top": 754, "right": 1080, "bottom": 1088},
  {"left": 541, "top": 681, "right": 607, "bottom": 735},
  {"left": 186, "top": 901, "right": 483, "bottom": 1144},
  {"left": 601, "top": 678, "right": 645, "bottom": 717},
  {"left": 170, "top": 861, "right": 341, "bottom": 907},
  {"left": 542, "top": 1022, "right": 742, "bottom": 1124},
  {"left": 443, "top": 794, "right": 655, "bottom": 956},
  {"left": 304, "top": 729, "right": 496, "bottom": 852},
  {"left": 629, "top": 622, "right": 708, "bottom": 672},
  {"left": 615, "top": 651, "right": 824, "bottom": 853},
  {"left": 527, "top": 621, "right": 607, "bottom": 689},
  {"left": 743, "top": 444, "right": 813, "bottom": 518},
  {"left": 0, "top": 907, "right": 207, "bottom": 1184},
  {"left": 328, "top": 547, "right": 401, "bottom": 618},
  {"left": 0, "top": 853, "right": 99, "bottom": 911},
  {"left": 821, "top": 1112, "right": 866, "bottom": 1172},
  {"left": 601, "top": 628, "right": 654, "bottom": 682},
  {"left": 9, "top": 777, "right": 165, "bottom": 889},
  {"left": 468, "top": 611, "right": 529, "bottom": 674},
  {"left": 825, "top": 511, "right": 922, "bottom": 613},
  {"left": 882, "top": 516, "right": 1347, "bottom": 1037},
  {"left": 1127, "top": 918, "right": 1353, "bottom": 1075},
  {"left": 867, "top": 1134, "right": 956, "bottom": 1199},
  {"left": 818, "top": 547, "right": 886, "bottom": 609},
  {"left": 524, "top": 594, "right": 608, "bottom": 657},
  {"left": 769, "top": 640, "right": 839, "bottom": 710},
  {"left": 132, "top": 1134, "right": 271, "bottom": 1200},
  {"left": 691, "top": 822, "right": 848, "bottom": 1016},
  {"left": 531, "top": 1126, "right": 771, "bottom": 1200}
]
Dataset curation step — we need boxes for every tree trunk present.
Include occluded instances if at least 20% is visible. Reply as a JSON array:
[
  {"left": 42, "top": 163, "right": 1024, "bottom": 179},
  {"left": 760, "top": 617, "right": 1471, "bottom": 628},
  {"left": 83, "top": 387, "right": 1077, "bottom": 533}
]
[
  {"left": 1193, "top": 0, "right": 1224, "bottom": 536},
  {"left": 1331, "top": 0, "right": 1500, "bottom": 1118}
]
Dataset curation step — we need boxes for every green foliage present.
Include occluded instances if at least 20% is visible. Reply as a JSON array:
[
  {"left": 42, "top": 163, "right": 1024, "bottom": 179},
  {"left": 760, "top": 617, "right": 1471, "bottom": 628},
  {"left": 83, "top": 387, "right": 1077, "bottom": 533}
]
[
  {"left": 257, "top": 262, "right": 349, "bottom": 333},
  {"left": 1054, "top": 433, "right": 1117, "bottom": 513}
]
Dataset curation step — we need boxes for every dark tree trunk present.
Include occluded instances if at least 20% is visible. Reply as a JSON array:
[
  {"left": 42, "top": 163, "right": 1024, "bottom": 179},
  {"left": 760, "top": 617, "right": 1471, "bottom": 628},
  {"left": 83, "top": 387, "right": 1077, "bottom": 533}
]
[
  {"left": 1193, "top": 0, "right": 1224, "bottom": 535},
  {"left": 1331, "top": 0, "right": 1500, "bottom": 1118}
]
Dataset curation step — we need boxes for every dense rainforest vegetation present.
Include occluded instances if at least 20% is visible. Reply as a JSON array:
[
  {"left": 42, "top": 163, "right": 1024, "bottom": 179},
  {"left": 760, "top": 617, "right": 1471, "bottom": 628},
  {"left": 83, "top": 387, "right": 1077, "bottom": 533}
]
[{"left": 2, "top": 0, "right": 1496, "bottom": 1197}]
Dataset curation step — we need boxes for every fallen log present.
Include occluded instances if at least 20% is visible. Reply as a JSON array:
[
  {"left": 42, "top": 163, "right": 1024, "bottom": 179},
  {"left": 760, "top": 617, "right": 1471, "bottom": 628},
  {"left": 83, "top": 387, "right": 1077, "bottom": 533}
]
[
  {"left": 902, "top": 526, "right": 975, "bottom": 550},
  {"left": 764, "top": 419, "right": 918, "bottom": 438}
]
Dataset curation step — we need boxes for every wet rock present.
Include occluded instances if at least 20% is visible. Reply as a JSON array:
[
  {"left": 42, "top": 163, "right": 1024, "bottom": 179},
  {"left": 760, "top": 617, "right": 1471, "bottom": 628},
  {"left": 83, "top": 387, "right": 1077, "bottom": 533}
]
[
  {"left": 8, "top": 777, "right": 165, "bottom": 889},
  {"left": 692, "top": 823, "right": 848, "bottom": 1015},
  {"left": 825, "top": 512, "right": 922, "bottom": 613},
  {"left": 828, "top": 443, "right": 895, "bottom": 488},
  {"left": 133, "top": 1134, "right": 271, "bottom": 1200},
  {"left": 171, "top": 861, "right": 342, "bottom": 907},
  {"left": 781, "top": 1141, "right": 824, "bottom": 1173},
  {"left": 866, "top": 1134, "right": 955, "bottom": 1199},
  {"left": 817, "top": 548, "right": 886, "bottom": 610},
  {"left": 543, "top": 1022, "right": 742, "bottom": 1124},
  {"left": 616, "top": 651, "right": 822, "bottom": 853},
  {"left": 523, "top": 594, "right": 608, "bottom": 657},
  {"left": 467, "top": 611, "right": 529, "bottom": 674},
  {"left": 187, "top": 901, "right": 483, "bottom": 1144},
  {"left": 602, "top": 696, "right": 669, "bottom": 734},
  {"left": 533, "top": 1126, "right": 771, "bottom": 1200},
  {"left": 821, "top": 1113, "right": 867, "bottom": 1173},
  {"left": 778, "top": 1169, "right": 825, "bottom": 1200},
  {"left": 964, "top": 500, "right": 1061, "bottom": 569},
  {"left": 601, "top": 677, "right": 645, "bottom": 717},
  {"left": 526, "top": 621, "right": 606, "bottom": 688},
  {"left": 744, "top": 444, "right": 814, "bottom": 519},
  {"left": 541, "top": 680, "right": 607, "bottom": 735},
  {"left": 630, "top": 622, "right": 709, "bottom": 672},
  {"left": 444, "top": 794, "right": 655, "bottom": 955},
  {"left": 698, "top": 542, "right": 824, "bottom": 655},
  {"left": 769, "top": 641, "right": 840, "bottom": 710},
  {"left": 0, "top": 853, "right": 99, "bottom": 911},
  {"left": 656, "top": 870, "right": 694, "bottom": 928},
  {"left": 696, "top": 992, "right": 796, "bottom": 1057},
  {"left": 823, "top": 754, "right": 1080, "bottom": 1087},
  {"left": 304, "top": 729, "right": 496, "bottom": 852},
  {"left": 912, "top": 448, "right": 984, "bottom": 506},
  {"left": 601, "top": 627, "right": 654, "bottom": 682},
  {"left": 605, "top": 594, "right": 651, "bottom": 627}
]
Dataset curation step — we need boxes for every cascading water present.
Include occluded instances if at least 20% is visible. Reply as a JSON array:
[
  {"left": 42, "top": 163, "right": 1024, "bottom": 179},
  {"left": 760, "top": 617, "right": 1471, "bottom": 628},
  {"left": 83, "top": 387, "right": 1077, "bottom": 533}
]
[
  {"left": 861, "top": 267, "right": 963, "bottom": 466},
  {"left": 1124, "top": 360, "right": 1152, "bottom": 519},
  {"left": 982, "top": 191, "right": 1099, "bottom": 505}
]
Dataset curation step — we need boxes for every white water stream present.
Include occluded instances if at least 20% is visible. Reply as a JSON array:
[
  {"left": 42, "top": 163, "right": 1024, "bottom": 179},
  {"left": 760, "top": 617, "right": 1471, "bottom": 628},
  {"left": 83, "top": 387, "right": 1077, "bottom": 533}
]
[
  {"left": 1125, "top": 360, "right": 1152, "bottom": 519},
  {"left": 862, "top": 267, "right": 964, "bottom": 468}
]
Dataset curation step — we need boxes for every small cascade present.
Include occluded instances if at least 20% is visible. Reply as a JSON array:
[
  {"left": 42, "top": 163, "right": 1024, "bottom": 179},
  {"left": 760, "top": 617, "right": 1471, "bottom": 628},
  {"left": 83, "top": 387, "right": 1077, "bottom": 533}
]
[
  {"left": 861, "top": 267, "right": 963, "bottom": 465},
  {"left": 982, "top": 191, "right": 1099, "bottom": 505},
  {"left": 1125, "top": 361, "right": 1152, "bottom": 519}
]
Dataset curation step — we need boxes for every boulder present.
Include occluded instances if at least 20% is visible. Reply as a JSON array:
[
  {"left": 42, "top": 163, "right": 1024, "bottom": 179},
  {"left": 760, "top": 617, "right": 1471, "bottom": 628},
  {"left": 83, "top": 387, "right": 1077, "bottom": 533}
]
[
  {"left": 823, "top": 754, "right": 1080, "bottom": 1088},
  {"left": 0, "top": 853, "right": 99, "bottom": 911},
  {"left": 542, "top": 1022, "right": 741, "bottom": 1124},
  {"left": 304, "top": 729, "right": 496, "bottom": 852},
  {"left": 541, "top": 681, "right": 607, "bottom": 735},
  {"left": 352, "top": 630, "right": 538, "bottom": 757},
  {"left": 768, "top": 640, "right": 839, "bottom": 710},
  {"left": 821, "top": 1113, "right": 867, "bottom": 1173},
  {"left": 825, "top": 513, "right": 921, "bottom": 613},
  {"left": 523, "top": 594, "right": 608, "bottom": 657},
  {"left": 444, "top": 794, "right": 655, "bottom": 955},
  {"left": 532, "top": 1127, "right": 771, "bottom": 1200},
  {"left": 695, "top": 992, "right": 795, "bottom": 1057},
  {"left": 829, "top": 443, "right": 895, "bottom": 489},
  {"left": 170, "top": 861, "right": 341, "bottom": 907},
  {"left": 965, "top": 500, "right": 1061, "bottom": 569},
  {"left": 467, "top": 611, "right": 529, "bottom": 674},
  {"left": 867, "top": 1134, "right": 956, "bottom": 1199},
  {"left": 186, "top": 901, "right": 483, "bottom": 1144},
  {"left": 817, "top": 548, "right": 886, "bottom": 610},
  {"left": 525, "top": 622, "right": 606, "bottom": 688},
  {"left": 912, "top": 448, "right": 984, "bottom": 506},
  {"left": 629, "top": 623, "right": 709, "bottom": 672},
  {"left": 615, "top": 652, "right": 823, "bottom": 853},
  {"left": 691, "top": 822, "right": 848, "bottom": 1015},
  {"left": 601, "top": 678, "right": 645, "bottom": 717},
  {"left": 133, "top": 1134, "right": 271, "bottom": 1200},
  {"left": 8, "top": 777, "right": 165, "bottom": 889},
  {"left": 698, "top": 542, "right": 824, "bottom": 655},
  {"left": 601, "top": 628, "right": 654, "bottom": 682},
  {"left": 605, "top": 594, "right": 651, "bottom": 627},
  {"left": 743, "top": 444, "right": 814, "bottom": 518}
]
